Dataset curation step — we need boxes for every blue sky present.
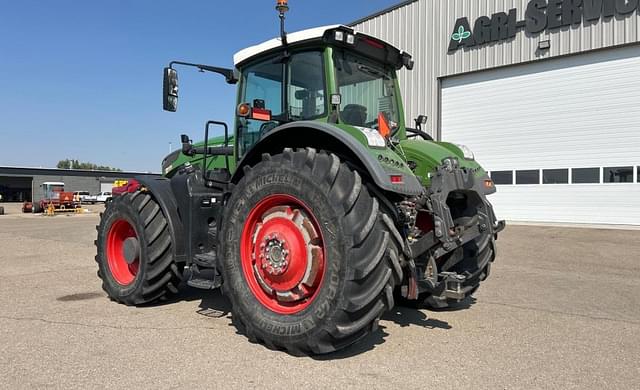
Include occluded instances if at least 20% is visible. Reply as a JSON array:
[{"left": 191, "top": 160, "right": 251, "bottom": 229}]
[{"left": 0, "top": 0, "right": 399, "bottom": 172}]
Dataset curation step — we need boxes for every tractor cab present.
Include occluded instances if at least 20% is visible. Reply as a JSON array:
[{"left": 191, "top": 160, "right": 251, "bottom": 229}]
[
  {"left": 42, "top": 182, "right": 65, "bottom": 200},
  {"left": 230, "top": 25, "right": 414, "bottom": 157},
  {"left": 161, "top": 24, "right": 416, "bottom": 175}
]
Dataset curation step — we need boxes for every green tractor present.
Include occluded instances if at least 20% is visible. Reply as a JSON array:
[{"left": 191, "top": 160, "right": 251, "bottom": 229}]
[{"left": 95, "top": 1, "right": 504, "bottom": 354}]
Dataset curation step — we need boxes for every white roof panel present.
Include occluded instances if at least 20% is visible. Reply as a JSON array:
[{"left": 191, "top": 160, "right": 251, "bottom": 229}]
[{"left": 233, "top": 25, "right": 343, "bottom": 66}]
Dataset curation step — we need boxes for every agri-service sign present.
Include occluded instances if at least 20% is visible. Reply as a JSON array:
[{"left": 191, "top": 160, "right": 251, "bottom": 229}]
[{"left": 448, "top": 0, "right": 640, "bottom": 52}]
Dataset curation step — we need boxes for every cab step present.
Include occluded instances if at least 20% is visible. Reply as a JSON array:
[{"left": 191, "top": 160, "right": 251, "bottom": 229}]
[
  {"left": 185, "top": 265, "right": 222, "bottom": 290},
  {"left": 193, "top": 251, "right": 217, "bottom": 268}
]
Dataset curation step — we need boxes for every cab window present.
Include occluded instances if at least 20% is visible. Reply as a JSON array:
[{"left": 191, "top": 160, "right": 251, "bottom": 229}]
[
  {"left": 288, "top": 51, "right": 325, "bottom": 120},
  {"left": 238, "top": 58, "right": 283, "bottom": 156},
  {"left": 334, "top": 51, "right": 399, "bottom": 129},
  {"left": 237, "top": 50, "right": 325, "bottom": 157}
]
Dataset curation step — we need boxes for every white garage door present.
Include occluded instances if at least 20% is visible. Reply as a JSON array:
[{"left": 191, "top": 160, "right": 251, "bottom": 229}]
[
  {"left": 100, "top": 182, "right": 114, "bottom": 193},
  {"left": 441, "top": 45, "right": 640, "bottom": 226}
]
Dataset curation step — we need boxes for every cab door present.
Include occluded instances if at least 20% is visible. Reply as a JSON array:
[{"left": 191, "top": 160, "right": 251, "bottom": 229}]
[{"left": 235, "top": 50, "right": 327, "bottom": 159}]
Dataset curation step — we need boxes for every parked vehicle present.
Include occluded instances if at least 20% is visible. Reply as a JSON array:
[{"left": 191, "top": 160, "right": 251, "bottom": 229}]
[
  {"left": 84, "top": 194, "right": 97, "bottom": 204},
  {"left": 95, "top": 1, "right": 504, "bottom": 354},
  {"left": 92, "top": 192, "right": 112, "bottom": 203},
  {"left": 73, "top": 191, "right": 92, "bottom": 203},
  {"left": 99, "top": 192, "right": 113, "bottom": 203},
  {"left": 23, "top": 182, "right": 80, "bottom": 213}
]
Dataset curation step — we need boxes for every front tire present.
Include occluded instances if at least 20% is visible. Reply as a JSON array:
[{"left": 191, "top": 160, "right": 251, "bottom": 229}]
[
  {"left": 95, "top": 191, "right": 183, "bottom": 305},
  {"left": 422, "top": 230, "right": 495, "bottom": 309},
  {"left": 220, "top": 148, "right": 403, "bottom": 354}
]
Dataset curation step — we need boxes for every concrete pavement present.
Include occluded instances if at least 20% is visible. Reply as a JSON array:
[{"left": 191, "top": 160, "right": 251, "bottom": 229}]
[{"left": 0, "top": 207, "right": 638, "bottom": 389}]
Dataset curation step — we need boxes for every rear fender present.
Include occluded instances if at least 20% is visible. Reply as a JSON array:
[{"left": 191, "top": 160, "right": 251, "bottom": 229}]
[
  {"left": 134, "top": 175, "right": 187, "bottom": 264},
  {"left": 231, "top": 121, "right": 423, "bottom": 196}
]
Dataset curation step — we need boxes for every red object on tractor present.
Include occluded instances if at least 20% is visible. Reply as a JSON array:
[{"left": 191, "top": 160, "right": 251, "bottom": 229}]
[{"left": 112, "top": 179, "right": 140, "bottom": 197}]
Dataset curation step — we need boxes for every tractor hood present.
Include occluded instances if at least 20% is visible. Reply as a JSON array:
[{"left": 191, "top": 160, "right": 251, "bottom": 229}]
[
  {"left": 327, "top": 122, "right": 487, "bottom": 189},
  {"left": 398, "top": 139, "right": 487, "bottom": 187}
]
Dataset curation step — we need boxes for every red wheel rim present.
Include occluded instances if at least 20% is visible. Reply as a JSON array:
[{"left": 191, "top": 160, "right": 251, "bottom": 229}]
[
  {"left": 106, "top": 219, "right": 140, "bottom": 285},
  {"left": 240, "top": 194, "right": 326, "bottom": 314}
]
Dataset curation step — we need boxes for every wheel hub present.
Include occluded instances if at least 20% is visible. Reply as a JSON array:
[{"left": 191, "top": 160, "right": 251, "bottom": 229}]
[
  {"left": 261, "top": 234, "right": 289, "bottom": 276},
  {"left": 241, "top": 194, "right": 326, "bottom": 314},
  {"left": 106, "top": 219, "right": 140, "bottom": 285},
  {"left": 122, "top": 237, "right": 140, "bottom": 265}
]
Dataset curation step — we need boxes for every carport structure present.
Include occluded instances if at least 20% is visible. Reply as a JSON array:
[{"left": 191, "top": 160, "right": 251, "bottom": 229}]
[{"left": 0, "top": 175, "right": 31, "bottom": 202}]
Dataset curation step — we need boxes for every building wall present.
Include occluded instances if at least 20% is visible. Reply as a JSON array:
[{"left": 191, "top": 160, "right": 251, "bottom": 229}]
[
  {"left": 0, "top": 168, "right": 157, "bottom": 203},
  {"left": 352, "top": 0, "right": 640, "bottom": 138}
]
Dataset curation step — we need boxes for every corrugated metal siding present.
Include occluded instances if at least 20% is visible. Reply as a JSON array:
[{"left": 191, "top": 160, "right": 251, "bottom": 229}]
[{"left": 352, "top": 0, "right": 640, "bottom": 138}]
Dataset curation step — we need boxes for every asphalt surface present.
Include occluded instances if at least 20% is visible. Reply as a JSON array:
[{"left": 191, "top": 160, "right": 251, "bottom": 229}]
[{"left": 0, "top": 203, "right": 639, "bottom": 389}]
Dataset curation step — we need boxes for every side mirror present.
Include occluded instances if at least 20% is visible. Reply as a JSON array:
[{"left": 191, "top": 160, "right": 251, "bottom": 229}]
[
  {"left": 180, "top": 134, "right": 194, "bottom": 156},
  {"left": 415, "top": 115, "right": 427, "bottom": 130},
  {"left": 402, "top": 52, "right": 414, "bottom": 70},
  {"left": 163, "top": 67, "right": 179, "bottom": 112}
]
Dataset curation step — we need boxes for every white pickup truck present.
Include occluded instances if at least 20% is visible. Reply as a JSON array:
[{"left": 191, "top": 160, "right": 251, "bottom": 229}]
[{"left": 86, "top": 191, "right": 113, "bottom": 204}]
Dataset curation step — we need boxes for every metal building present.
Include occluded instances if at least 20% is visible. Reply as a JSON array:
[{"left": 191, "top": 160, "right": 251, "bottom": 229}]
[
  {"left": 0, "top": 167, "right": 157, "bottom": 203},
  {"left": 352, "top": 0, "right": 640, "bottom": 225}
]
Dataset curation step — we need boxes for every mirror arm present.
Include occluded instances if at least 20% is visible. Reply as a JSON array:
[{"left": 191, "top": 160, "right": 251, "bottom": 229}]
[
  {"left": 406, "top": 128, "right": 433, "bottom": 141},
  {"left": 169, "top": 61, "right": 238, "bottom": 84}
]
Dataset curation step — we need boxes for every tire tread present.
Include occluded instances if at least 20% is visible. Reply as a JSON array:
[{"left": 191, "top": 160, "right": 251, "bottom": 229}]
[
  {"left": 223, "top": 149, "right": 404, "bottom": 355},
  {"left": 95, "top": 191, "right": 183, "bottom": 306}
]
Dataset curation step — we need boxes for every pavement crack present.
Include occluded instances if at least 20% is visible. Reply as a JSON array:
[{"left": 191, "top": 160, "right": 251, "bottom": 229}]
[
  {"left": 482, "top": 301, "right": 640, "bottom": 326},
  {"left": 0, "top": 315, "right": 218, "bottom": 331}
]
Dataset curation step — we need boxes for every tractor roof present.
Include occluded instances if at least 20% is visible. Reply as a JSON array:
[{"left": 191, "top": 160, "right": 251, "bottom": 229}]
[
  {"left": 233, "top": 25, "right": 341, "bottom": 66},
  {"left": 233, "top": 25, "right": 412, "bottom": 70}
]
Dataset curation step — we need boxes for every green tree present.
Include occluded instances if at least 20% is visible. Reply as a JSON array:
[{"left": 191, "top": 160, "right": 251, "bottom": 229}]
[{"left": 56, "top": 159, "right": 122, "bottom": 172}]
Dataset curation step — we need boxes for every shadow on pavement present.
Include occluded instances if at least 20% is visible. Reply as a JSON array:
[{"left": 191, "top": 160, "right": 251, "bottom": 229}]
[
  {"left": 140, "top": 284, "right": 232, "bottom": 318},
  {"left": 427, "top": 296, "right": 477, "bottom": 312},
  {"left": 133, "top": 285, "right": 471, "bottom": 359},
  {"left": 382, "top": 306, "right": 452, "bottom": 329},
  {"left": 314, "top": 306, "right": 453, "bottom": 360}
]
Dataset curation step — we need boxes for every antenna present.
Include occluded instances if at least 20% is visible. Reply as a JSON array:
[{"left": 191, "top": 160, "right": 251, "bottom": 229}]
[{"left": 276, "top": 0, "right": 289, "bottom": 46}]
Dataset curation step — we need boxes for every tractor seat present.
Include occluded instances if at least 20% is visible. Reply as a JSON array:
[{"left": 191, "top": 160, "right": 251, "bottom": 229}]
[{"left": 341, "top": 104, "right": 367, "bottom": 126}]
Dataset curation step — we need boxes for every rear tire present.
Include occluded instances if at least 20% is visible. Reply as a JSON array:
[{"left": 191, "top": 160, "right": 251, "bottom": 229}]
[
  {"left": 95, "top": 191, "right": 183, "bottom": 305},
  {"left": 220, "top": 148, "right": 403, "bottom": 354}
]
